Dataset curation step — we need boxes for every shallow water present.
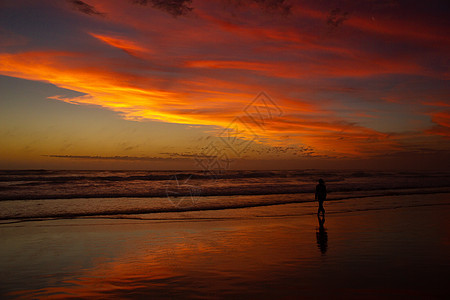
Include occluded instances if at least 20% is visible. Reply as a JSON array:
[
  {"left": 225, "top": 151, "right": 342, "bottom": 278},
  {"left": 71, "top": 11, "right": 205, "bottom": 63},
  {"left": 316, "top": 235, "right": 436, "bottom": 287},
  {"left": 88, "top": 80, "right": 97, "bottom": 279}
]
[
  {"left": 1, "top": 169, "right": 449, "bottom": 222},
  {"left": 1, "top": 193, "right": 449, "bottom": 299}
]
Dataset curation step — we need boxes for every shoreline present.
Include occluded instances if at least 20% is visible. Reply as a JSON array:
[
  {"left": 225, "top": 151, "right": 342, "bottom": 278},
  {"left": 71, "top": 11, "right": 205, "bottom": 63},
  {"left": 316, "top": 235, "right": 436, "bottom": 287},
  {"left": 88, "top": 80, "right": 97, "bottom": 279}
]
[{"left": 1, "top": 191, "right": 450, "bottom": 222}]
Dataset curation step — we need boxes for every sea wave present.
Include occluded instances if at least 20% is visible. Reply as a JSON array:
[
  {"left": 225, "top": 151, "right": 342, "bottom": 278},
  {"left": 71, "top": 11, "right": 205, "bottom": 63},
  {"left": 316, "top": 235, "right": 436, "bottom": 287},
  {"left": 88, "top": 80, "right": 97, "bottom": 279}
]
[
  {"left": 1, "top": 188, "right": 450, "bottom": 222},
  {"left": 0, "top": 170, "right": 301, "bottom": 182},
  {"left": 1, "top": 170, "right": 450, "bottom": 200},
  {"left": 0, "top": 169, "right": 447, "bottom": 182}
]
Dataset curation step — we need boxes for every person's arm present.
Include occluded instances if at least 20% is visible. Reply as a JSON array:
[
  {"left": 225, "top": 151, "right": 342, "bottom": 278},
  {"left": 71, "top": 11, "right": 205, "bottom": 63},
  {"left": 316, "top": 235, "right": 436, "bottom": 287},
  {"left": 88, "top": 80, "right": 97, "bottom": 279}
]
[{"left": 315, "top": 185, "right": 318, "bottom": 200}]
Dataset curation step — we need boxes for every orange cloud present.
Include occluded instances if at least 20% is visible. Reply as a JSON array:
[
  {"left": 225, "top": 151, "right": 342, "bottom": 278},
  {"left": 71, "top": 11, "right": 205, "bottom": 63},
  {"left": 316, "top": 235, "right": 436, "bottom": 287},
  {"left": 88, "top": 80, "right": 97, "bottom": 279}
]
[
  {"left": 259, "top": 115, "right": 395, "bottom": 157},
  {"left": 1, "top": 0, "right": 448, "bottom": 160},
  {"left": 185, "top": 60, "right": 268, "bottom": 72},
  {"left": 89, "top": 32, "right": 149, "bottom": 56},
  {"left": 346, "top": 14, "right": 450, "bottom": 45},
  {"left": 0, "top": 49, "right": 411, "bottom": 158},
  {"left": 0, "top": 50, "right": 250, "bottom": 124},
  {"left": 426, "top": 110, "right": 450, "bottom": 138},
  {"left": 185, "top": 56, "right": 424, "bottom": 80}
]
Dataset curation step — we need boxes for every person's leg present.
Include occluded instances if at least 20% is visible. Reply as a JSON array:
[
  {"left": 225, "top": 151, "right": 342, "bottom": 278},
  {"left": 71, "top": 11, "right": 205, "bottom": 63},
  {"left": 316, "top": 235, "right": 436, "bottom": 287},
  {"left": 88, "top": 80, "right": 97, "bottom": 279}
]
[{"left": 318, "top": 200, "right": 325, "bottom": 215}]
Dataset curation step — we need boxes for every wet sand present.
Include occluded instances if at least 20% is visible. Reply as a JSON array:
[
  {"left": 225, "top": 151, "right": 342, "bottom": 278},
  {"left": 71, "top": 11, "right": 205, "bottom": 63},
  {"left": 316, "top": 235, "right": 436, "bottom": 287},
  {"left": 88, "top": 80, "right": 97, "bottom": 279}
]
[{"left": 1, "top": 194, "right": 449, "bottom": 299}]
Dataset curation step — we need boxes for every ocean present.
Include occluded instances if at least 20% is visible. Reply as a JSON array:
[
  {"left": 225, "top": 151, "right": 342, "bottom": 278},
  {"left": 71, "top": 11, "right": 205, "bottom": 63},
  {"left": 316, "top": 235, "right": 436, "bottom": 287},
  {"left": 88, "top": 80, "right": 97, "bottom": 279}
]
[
  {"left": 2, "top": 170, "right": 450, "bottom": 298},
  {"left": 1, "top": 169, "right": 449, "bottom": 222}
]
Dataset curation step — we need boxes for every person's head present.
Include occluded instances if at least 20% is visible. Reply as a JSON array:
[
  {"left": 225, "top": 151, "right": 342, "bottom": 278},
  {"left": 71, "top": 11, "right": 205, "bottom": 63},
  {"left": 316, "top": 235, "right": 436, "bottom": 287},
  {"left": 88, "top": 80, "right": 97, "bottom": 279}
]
[{"left": 318, "top": 178, "right": 324, "bottom": 184}]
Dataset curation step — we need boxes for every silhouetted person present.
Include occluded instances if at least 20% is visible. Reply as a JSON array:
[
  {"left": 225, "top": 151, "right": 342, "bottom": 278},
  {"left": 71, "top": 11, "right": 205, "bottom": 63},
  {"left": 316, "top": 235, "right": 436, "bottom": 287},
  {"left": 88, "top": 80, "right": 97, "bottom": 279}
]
[
  {"left": 315, "top": 178, "right": 327, "bottom": 215},
  {"left": 316, "top": 214, "right": 328, "bottom": 254}
]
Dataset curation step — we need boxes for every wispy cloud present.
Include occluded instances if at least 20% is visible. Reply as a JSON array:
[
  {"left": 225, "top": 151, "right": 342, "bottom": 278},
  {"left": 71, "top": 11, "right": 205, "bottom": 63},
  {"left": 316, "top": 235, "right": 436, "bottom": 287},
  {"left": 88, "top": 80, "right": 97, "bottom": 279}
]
[
  {"left": 0, "top": 28, "right": 28, "bottom": 47},
  {"left": 326, "top": 8, "right": 350, "bottom": 32},
  {"left": 426, "top": 111, "right": 450, "bottom": 138},
  {"left": 67, "top": 0, "right": 104, "bottom": 16},
  {"left": 89, "top": 32, "right": 149, "bottom": 56},
  {"left": 44, "top": 155, "right": 189, "bottom": 161},
  {"left": 131, "top": 0, "right": 193, "bottom": 16},
  {"left": 1, "top": 0, "right": 449, "bottom": 159}
]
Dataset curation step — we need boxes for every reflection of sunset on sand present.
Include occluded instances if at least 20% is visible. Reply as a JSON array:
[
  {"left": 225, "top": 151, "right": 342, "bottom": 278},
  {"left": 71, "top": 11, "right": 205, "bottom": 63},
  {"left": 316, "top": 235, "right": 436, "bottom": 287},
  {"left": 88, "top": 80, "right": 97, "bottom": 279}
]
[
  {"left": 2, "top": 193, "right": 449, "bottom": 298},
  {"left": 316, "top": 214, "right": 328, "bottom": 254}
]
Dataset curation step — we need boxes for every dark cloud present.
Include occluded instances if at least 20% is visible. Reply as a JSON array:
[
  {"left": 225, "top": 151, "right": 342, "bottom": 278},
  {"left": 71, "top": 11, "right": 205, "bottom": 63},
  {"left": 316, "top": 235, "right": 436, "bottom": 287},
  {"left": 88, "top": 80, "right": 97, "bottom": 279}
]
[
  {"left": 159, "top": 152, "right": 216, "bottom": 159},
  {"left": 326, "top": 7, "right": 349, "bottom": 30},
  {"left": 225, "top": 0, "right": 292, "bottom": 15},
  {"left": 44, "top": 155, "right": 187, "bottom": 161},
  {"left": 0, "top": 28, "right": 27, "bottom": 47},
  {"left": 68, "top": 0, "right": 291, "bottom": 18},
  {"left": 67, "top": 0, "right": 193, "bottom": 17},
  {"left": 67, "top": 0, "right": 104, "bottom": 16},
  {"left": 131, "top": 0, "right": 193, "bottom": 16}
]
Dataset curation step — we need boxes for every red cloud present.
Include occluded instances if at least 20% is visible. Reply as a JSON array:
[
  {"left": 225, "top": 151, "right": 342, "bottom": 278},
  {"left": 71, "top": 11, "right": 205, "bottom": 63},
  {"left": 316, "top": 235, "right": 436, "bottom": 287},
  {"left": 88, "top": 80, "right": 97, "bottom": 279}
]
[
  {"left": 1, "top": 0, "right": 448, "bottom": 159},
  {"left": 89, "top": 32, "right": 149, "bottom": 56},
  {"left": 427, "top": 110, "right": 450, "bottom": 138}
]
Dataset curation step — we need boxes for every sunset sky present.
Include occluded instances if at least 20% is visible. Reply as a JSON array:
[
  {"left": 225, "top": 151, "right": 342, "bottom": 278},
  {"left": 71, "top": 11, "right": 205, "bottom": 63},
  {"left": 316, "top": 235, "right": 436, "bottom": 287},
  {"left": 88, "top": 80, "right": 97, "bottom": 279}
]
[{"left": 1, "top": 0, "right": 449, "bottom": 170}]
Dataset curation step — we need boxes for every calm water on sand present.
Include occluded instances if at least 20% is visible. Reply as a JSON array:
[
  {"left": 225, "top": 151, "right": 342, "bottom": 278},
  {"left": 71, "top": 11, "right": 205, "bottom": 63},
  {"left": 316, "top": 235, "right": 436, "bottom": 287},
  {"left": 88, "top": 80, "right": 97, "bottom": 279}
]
[{"left": 1, "top": 194, "right": 449, "bottom": 298}]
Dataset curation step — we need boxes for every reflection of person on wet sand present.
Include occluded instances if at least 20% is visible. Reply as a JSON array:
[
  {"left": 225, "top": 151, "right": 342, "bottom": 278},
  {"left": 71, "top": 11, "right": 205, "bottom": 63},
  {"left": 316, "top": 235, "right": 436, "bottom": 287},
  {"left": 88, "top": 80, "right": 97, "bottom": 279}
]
[
  {"left": 315, "top": 178, "right": 327, "bottom": 215},
  {"left": 316, "top": 214, "right": 328, "bottom": 254}
]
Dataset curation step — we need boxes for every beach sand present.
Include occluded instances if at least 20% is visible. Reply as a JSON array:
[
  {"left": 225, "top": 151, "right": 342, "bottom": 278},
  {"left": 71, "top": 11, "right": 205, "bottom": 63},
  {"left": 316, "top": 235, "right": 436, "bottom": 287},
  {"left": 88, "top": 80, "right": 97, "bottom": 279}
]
[{"left": 1, "top": 194, "right": 449, "bottom": 299}]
